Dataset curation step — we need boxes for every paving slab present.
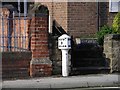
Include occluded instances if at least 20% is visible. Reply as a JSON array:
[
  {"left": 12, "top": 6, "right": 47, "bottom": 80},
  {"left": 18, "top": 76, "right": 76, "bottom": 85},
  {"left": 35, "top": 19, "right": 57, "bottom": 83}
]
[{"left": 2, "top": 74, "right": 120, "bottom": 89}]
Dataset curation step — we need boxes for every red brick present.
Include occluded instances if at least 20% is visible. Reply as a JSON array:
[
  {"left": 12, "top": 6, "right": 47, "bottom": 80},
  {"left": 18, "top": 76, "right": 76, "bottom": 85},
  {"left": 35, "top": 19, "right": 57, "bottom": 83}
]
[{"left": 30, "top": 64, "right": 52, "bottom": 77}]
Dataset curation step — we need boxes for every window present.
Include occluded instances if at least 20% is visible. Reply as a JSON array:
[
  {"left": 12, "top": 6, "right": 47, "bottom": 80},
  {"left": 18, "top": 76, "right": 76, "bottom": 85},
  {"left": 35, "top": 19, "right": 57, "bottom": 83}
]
[
  {"left": 109, "top": 0, "right": 120, "bottom": 12},
  {"left": 2, "top": 0, "right": 31, "bottom": 16}
]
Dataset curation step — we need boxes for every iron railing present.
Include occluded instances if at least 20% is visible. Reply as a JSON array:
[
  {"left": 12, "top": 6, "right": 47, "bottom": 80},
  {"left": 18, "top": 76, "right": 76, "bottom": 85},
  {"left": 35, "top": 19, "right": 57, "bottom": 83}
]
[{"left": 0, "top": 11, "right": 31, "bottom": 52}]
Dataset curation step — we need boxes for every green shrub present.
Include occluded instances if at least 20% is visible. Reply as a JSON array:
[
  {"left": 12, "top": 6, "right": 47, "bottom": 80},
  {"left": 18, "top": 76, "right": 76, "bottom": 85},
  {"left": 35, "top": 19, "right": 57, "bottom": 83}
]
[
  {"left": 112, "top": 12, "right": 120, "bottom": 34},
  {"left": 96, "top": 25, "right": 114, "bottom": 45},
  {"left": 97, "top": 12, "right": 120, "bottom": 45}
]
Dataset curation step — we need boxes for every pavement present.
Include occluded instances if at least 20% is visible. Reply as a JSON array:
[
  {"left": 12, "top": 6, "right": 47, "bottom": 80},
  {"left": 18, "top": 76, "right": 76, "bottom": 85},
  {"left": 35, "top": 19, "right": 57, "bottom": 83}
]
[{"left": 1, "top": 74, "right": 120, "bottom": 89}]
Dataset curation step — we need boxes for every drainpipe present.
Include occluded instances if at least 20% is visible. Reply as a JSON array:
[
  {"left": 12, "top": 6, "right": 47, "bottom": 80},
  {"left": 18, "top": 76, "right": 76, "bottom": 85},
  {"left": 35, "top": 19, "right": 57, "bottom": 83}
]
[
  {"left": 24, "top": 0, "right": 27, "bottom": 50},
  {"left": 18, "top": 0, "right": 20, "bottom": 51},
  {"left": 49, "top": 15, "right": 51, "bottom": 33},
  {"left": 97, "top": 0, "right": 100, "bottom": 31}
]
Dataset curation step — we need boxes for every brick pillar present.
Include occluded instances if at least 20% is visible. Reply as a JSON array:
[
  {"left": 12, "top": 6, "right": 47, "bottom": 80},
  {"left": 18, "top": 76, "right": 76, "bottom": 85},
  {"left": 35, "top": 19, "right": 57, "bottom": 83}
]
[{"left": 30, "top": 14, "right": 52, "bottom": 77}]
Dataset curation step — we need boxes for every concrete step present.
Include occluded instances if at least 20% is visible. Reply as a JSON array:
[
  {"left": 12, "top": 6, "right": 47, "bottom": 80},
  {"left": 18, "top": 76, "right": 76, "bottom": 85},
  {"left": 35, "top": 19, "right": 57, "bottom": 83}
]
[
  {"left": 72, "top": 58, "right": 107, "bottom": 67},
  {"left": 72, "top": 50, "right": 103, "bottom": 58},
  {"left": 71, "top": 66, "right": 110, "bottom": 75}
]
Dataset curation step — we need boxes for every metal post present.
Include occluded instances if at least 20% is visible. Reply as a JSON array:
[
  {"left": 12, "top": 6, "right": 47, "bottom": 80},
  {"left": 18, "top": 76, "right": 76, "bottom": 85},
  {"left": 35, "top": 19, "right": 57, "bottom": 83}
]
[
  {"left": 13, "top": 11, "right": 16, "bottom": 51},
  {"left": 23, "top": 0, "right": 27, "bottom": 51},
  {"left": 62, "top": 49, "right": 69, "bottom": 76},
  {"left": 7, "top": 17, "right": 11, "bottom": 51},
  {"left": 0, "top": 2, "right": 2, "bottom": 87},
  {"left": 58, "top": 34, "right": 71, "bottom": 77},
  {"left": 0, "top": 14, "right": 1, "bottom": 51},
  {"left": 1, "top": 13, "right": 4, "bottom": 52},
  {"left": 49, "top": 15, "right": 51, "bottom": 33},
  {"left": 18, "top": 0, "right": 21, "bottom": 51}
]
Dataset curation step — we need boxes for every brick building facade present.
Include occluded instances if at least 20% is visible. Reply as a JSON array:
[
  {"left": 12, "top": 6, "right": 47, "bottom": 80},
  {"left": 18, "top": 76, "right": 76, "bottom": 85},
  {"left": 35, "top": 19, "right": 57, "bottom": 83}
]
[
  {"left": 67, "top": 2, "right": 98, "bottom": 37},
  {"left": 39, "top": 2, "right": 117, "bottom": 38},
  {"left": 1, "top": 1, "right": 117, "bottom": 38},
  {"left": 1, "top": 1, "right": 118, "bottom": 78}
]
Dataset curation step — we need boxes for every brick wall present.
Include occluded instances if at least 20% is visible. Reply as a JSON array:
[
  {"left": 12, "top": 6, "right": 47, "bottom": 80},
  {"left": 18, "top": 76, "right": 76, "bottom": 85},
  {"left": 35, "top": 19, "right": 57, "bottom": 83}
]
[
  {"left": 1, "top": 7, "right": 32, "bottom": 79},
  {"left": 2, "top": 52, "right": 32, "bottom": 79},
  {"left": 39, "top": 2, "right": 53, "bottom": 33},
  {"left": 1, "top": 2, "right": 118, "bottom": 78},
  {"left": 30, "top": 16, "right": 49, "bottom": 58},
  {"left": 52, "top": 2, "right": 68, "bottom": 32},
  {"left": 40, "top": 2, "right": 117, "bottom": 38},
  {"left": 40, "top": 2, "right": 98, "bottom": 38},
  {"left": 2, "top": 2, "right": 117, "bottom": 39},
  {"left": 36, "top": 1, "right": 68, "bottom": 33},
  {"left": 43, "top": 2, "right": 98, "bottom": 37},
  {"left": 1, "top": 6, "right": 52, "bottom": 78},
  {"left": 68, "top": 2, "right": 98, "bottom": 38},
  {"left": 29, "top": 2, "right": 67, "bottom": 76},
  {"left": 49, "top": 36, "right": 62, "bottom": 75},
  {"left": 30, "top": 14, "right": 52, "bottom": 77}
]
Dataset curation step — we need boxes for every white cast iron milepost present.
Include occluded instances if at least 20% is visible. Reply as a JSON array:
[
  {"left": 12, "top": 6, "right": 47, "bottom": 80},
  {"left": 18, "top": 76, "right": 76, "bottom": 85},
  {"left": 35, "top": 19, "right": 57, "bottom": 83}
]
[{"left": 58, "top": 34, "right": 71, "bottom": 77}]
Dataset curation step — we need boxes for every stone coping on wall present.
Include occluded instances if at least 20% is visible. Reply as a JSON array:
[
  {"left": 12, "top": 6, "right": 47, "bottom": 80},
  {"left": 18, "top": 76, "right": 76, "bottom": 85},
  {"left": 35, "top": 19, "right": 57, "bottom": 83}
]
[
  {"left": 75, "top": 38, "right": 98, "bottom": 45},
  {"left": 105, "top": 34, "right": 120, "bottom": 40},
  {"left": 112, "top": 34, "right": 120, "bottom": 39},
  {"left": 30, "top": 57, "right": 52, "bottom": 65}
]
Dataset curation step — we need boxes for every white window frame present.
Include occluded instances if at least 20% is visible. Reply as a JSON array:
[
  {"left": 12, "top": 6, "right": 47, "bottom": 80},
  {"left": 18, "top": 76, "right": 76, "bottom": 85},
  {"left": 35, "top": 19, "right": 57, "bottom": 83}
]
[
  {"left": 109, "top": 0, "right": 120, "bottom": 12},
  {"left": 18, "top": 0, "right": 27, "bottom": 16}
]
